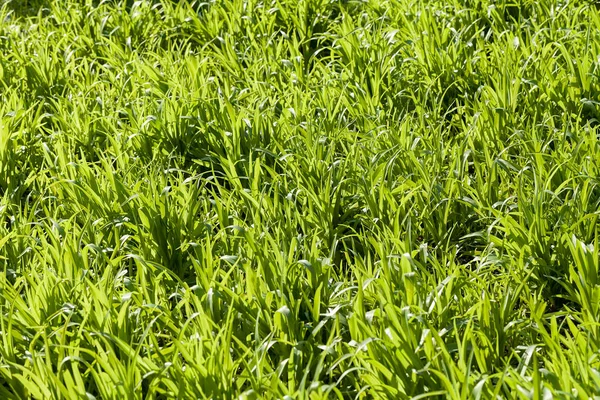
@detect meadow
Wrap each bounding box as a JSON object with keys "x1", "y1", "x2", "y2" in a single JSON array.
[{"x1": 0, "y1": 0, "x2": 599, "y2": 398}]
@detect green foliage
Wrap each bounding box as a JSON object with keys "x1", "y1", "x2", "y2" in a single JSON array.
[{"x1": 0, "y1": 0, "x2": 599, "y2": 397}]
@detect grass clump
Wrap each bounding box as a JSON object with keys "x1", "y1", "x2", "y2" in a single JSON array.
[{"x1": 0, "y1": 0, "x2": 600, "y2": 398}]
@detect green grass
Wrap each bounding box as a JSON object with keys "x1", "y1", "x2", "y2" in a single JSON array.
[{"x1": 0, "y1": 0, "x2": 599, "y2": 398}]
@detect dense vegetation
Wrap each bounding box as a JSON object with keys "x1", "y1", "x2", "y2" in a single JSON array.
[{"x1": 0, "y1": 0, "x2": 599, "y2": 398}]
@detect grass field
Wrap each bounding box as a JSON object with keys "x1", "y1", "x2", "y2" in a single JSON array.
[{"x1": 0, "y1": 0, "x2": 599, "y2": 398}]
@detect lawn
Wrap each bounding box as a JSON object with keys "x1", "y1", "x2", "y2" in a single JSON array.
[{"x1": 0, "y1": 0, "x2": 599, "y2": 398}]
